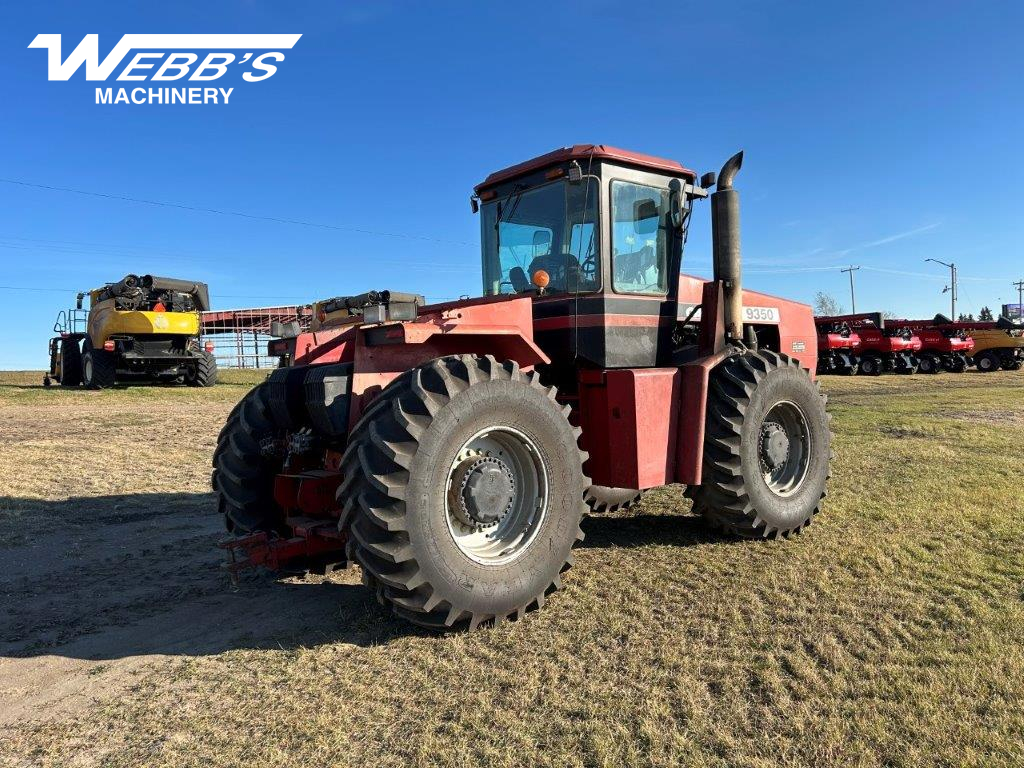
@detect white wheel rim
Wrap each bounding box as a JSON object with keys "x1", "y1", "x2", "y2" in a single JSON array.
[
  {"x1": 758, "y1": 400, "x2": 811, "y2": 497},
  {"x1": 444, "y1": 425, "x2": 549, "y2": 565}
]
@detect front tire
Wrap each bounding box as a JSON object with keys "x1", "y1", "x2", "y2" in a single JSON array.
[
  {"x1": 186, "y1": 351, "x2": 219, "y2": 387},
  {"x1": 584, "y1": 485, "x2": 643, "y2": 513},
  {"x1": 59, "y1": 338, "x2": 82, "y2": 387},
  {"x1": 340, "y1": 355, "x2": 586, "y2": 631},
  {"x1": 81, "y1": 340, "x2": 116, "y2": 389},
  {"x1": 690, "y1": 351, "x2": 831, "y2": 539}
]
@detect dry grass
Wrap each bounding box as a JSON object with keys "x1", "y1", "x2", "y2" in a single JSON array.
[{"x1": 1, "y1": 369, "x2": 1023, "y2": 767}]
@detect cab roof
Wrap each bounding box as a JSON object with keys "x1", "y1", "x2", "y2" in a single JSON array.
[{"x1": 474, "y1": 144, "x2": 697, "y2": 193}]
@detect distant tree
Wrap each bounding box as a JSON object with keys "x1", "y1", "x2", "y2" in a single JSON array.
[
  {"x1": 978, "y1": 306, "x2": 994, "y2": 321},
  {"x1": 881, "y1": 310, "x2": 898, "y2": 320},
  {"x1": 814, "y1": 291, "x2": 843, "y2": 317},
  {"x1": 957, "y1": 313, "x2": 976, "y2": 322}
]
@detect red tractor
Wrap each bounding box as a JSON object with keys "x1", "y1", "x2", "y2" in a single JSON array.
[
  {"x1": 817, "y1": 313, "x2": 920, "y2": 375},
  {"x1": 814, "y1": 317, "x2": 862, "y2": 375},
  {"x1": 886, "y1": 317, "x2": 974, "y2": 374},
  {"x1": 214, "y1": 145, "x2": 832, "y2": 630}
]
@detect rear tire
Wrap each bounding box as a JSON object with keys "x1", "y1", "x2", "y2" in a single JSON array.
[
  {"x1": 59, "y1": 338, "x2": 82, "y2": 387},
  {"x1": 690, "y1": 351, "x2": 831, "y2": 539},
  {"x1": 212, "y1": 383, "x2": 288, "y2": 534},
  {"x1": 918, "y1": 355, "x2": 940, "y2": 374},
  {"x1": 339, "y1": 355, "x2": 587, "y2": 631},
  {"x1": 187, "y1": 351, "x2": 219, "y2": 387},
  {"x1": 859, "y1": 355, "x2": 882, "y2": 376},
  {"x1": 584, "y1": 485, "x2": 643, "y2": 514},
  {"x1": 81, "y1": 340, "x2": 116, "y2": 389},
  {"x1": 975, "y1": 351, "x2": 1000, "y2": 372}
]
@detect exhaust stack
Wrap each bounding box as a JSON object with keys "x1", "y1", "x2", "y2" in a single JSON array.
[{"x1": 711, "y1": 151, "x2": 744, "y2": 340}]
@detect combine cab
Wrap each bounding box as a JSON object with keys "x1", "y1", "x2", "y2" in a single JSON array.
[
  {"x1": 216, "y1": 145, "x2": 833, "y2": 630},
  {"x1": 814, "y1": 318, "x2": 861, "y2": 375},
  {"x1": 45, "y1": 275, "x2": 217, "y2": 389},
  {"x1": 817, "y1": 313, "x2": 920, "y2": 375}
]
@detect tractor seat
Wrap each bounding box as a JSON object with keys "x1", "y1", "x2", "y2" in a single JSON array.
[{"x1": 509, "y1": 267, "x2": 529, "y2": 293}]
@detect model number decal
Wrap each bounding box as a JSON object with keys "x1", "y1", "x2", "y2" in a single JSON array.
[
  {"x1": 677, "y1": 305, "x2": 782, "y2": 324},
  {"x1": 742, "y1": 306, "x2": 780, "y2": 324}
]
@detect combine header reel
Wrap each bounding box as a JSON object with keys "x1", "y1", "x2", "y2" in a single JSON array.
[{"x1": 214, "y1": 145, "x2": 833, "y2": 630}]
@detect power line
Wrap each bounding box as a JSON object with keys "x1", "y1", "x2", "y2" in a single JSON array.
[{"x1": 0, "y1": 177, "x2": 478, "y2": 248}]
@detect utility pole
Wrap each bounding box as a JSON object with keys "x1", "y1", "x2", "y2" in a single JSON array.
[
  {"x1": 1014, "y1": 279, "x2": 1024, "y2": 320},
  {"x1": 840, "y1": 265, "x2": 860, "y2": 314},
  {"x1": 925, "y1": 258, "x2": 956, "y2": 319}
]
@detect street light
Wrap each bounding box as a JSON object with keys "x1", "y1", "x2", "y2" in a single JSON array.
[{"x1": 925, "y1": 258, "x2": 957, "y2": 319}]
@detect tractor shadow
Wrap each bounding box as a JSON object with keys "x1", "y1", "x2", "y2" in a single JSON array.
[
  {"x1": 580, "y1": 512, "x2": 729, "y2": 550},
  {"x1": 0, "y1": 492, "x2": 426, "y2": 663},
  {"x1": 0, "y1": 493, "x2": 734, "y2": 663}
]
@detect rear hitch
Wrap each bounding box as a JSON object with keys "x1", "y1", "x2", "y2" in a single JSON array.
[{"x1": 218, "y1": 519, "x2": 347, "y2": 583}]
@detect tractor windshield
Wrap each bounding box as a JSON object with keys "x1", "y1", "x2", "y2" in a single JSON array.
[{"x1": 481, "y1": 178, "x2": 599, "y2": 296}]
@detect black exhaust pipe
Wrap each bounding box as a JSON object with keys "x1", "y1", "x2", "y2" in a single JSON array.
[{"x1": 711, "y1": 151, "x2": 744, "y2": 340}]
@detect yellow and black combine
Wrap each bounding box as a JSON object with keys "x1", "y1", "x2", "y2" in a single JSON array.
[{"x1": 45, "y1": 274, "x2": 217, "y2": 389}]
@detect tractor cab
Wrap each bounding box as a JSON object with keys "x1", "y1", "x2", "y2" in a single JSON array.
[{"x1": 474, "y1": 145, "x2": 706, "y2": 369}]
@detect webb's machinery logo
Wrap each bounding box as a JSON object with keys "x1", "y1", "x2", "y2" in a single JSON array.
[{"x1": 27, "y1": 34, "x2": 302, "y2": 105}]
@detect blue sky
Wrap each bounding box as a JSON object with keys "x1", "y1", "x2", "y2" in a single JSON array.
[{"x1": 1, "y1": 1, "x2": 1021, "y2": 368}]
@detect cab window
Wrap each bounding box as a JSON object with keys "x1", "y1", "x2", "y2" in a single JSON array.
[
  {"x1": 611, "y1": 181, "x2": 669, "y2": 294},
  {"x1": 481, "y1": 179, "x2": 599, "y2": 295}
]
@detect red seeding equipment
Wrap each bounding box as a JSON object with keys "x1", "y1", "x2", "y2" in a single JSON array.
[
  {"x1": 213, "y1": 146, "x2": 833, "y2": 631},
  {"x1": 886, "y1": 317, "x2": 974, "y2": 374},
  {"x1": 814, "y1": 318, "x2": 862, "y2": 375},
  {"x1": 815, "y1": 313, "x2": 920, "y2": 375},
  {"x1": 896, "y1": 314, "x2": 1024, "y2": 373}
]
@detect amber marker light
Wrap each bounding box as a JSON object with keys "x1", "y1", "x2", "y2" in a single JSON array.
[{"x1": 532, "y1": 269, "x2": 550, "y2": 289}]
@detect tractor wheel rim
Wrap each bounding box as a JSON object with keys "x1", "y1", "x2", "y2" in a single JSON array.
[
  {"x1": 444, "y1": 425, "x2": 548, "y2": 565},
  {"x1": 758, "y1": 400, "x2": 810, "y2": 497},
  {"x1": 83, "y1": 355, "x2": 92, "y2": 382}
]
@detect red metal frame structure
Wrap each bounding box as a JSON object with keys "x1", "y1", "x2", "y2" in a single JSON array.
[{"x1": 201, "y1": 305, "x2": 312, "y2": 368}]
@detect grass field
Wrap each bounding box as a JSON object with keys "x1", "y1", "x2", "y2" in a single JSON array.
[{"x1": 1, "y1": 368, "x2": 1022, "y2": 767}]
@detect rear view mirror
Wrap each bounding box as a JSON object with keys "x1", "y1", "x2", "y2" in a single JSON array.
[
  {"x1": 634, "y1": 199, "x2": 659, "y2": 235},
  {"x1": 669, "y1": 184, "x2": 685, "y2": 230},
  {"x1": 76, "y1": 293, "x2": 84, "y2": 310}
]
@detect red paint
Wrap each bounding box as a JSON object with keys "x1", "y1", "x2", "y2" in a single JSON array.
[
  {"x1": 273, "y1": 471, "x2": 344, "y2": 517},
  {"x1": 676, "y1": 349, "x2": 732, "y2": 485},
  {"x1": 579, "y1": 368, "x2": 681, "y2": 489},
  {"x1": 476, "y1": 144, "x2": 696, "y2": 192},
  {"x1": 218, "y1": 527, "x2": 346, "y2": 576}
]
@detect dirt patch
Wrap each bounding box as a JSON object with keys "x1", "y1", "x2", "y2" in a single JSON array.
[{"x1": 949, "y1": 408, "x2": 1024, "y2": 427}]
